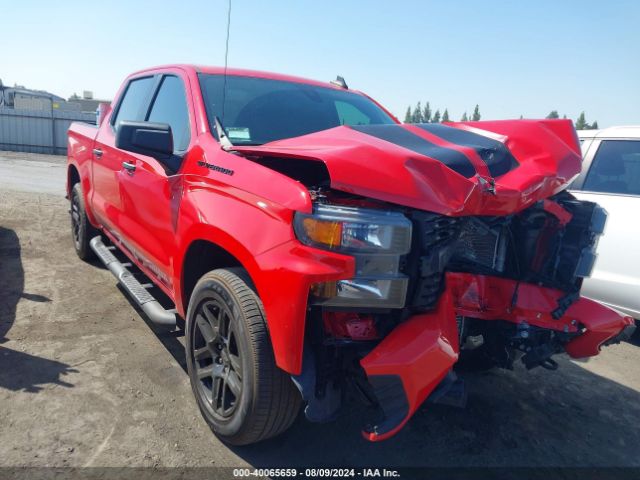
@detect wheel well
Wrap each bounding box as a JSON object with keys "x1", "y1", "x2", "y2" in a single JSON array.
[
  {"x1": 68, "y1": 165, "x2": 80, "y2": 194},
  {"x1": 181, "y1": 240, "x2": 243, "y2": 311}
]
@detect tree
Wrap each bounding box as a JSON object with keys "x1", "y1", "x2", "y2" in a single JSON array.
[
  {"x1": 404, "y1": 106, "x2": 412, "y2": 123},
  {"x1": 471, "y1": 104, "x2": 481, "y2": 121},
  {"x1": 591, "y1": 120, "x2": 599, "y2": 130},
  {"x1": 563, "y1": 114, "x2": 567, "y2": 119},
  {"x1": 412, "y1": 101, "x2": 423, "y2": 123},
  {"x1": 575, "y1": 112, "x2": 588, "y2": 130},
  {"x1": 519, "y1": 115, "x2": 524, "y2": 119},
  {"x1": 432, "y1": 109, "x2": 441, "y2": 123},
  {"x1": 442, "y1": 109, "x2": 450, "y2": 122},
  {"x1": 546, "y1": 110, "x2": 559, "y2": 119},
  {"x1": 423, "y1": 102, "x2": 432, "y2": 123},
  {"x1": 461, "y1": 112, "x2": 469, "y2": 121}
]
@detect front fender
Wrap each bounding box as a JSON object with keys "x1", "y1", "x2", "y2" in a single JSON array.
[{"x1": 175, "y1": 180, "x2": 354, "y2": 374}]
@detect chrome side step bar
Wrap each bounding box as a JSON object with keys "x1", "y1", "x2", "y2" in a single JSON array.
[{"x1": 90, "y1": 236, "x2": 177, "y2": 328}]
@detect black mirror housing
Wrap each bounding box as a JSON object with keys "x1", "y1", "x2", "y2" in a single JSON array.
[{"x1": 115, "y1": 121, "x2": 173, "y2": 160}]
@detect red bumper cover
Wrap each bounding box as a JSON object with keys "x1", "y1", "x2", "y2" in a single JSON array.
[{"x1": 360, "y1": 273, "x2": 633, "y2": 441}]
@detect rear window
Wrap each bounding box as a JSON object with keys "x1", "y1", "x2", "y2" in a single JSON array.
[
  {"x1": 582, "y1": 140, "x2": 640, "y2": 195},
  {"x1": 198, "y1": 74, "x2": 394, "y2": 145}
]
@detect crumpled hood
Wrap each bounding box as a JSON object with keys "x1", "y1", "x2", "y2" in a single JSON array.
[{"x1": 231, "y1": 119, "x2": 582, "y2": 216}]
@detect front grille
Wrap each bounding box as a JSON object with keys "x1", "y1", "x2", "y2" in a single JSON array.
[
  {"x1": 453, "y1": 219, "x2": 506, "y2": 272},
  {"x1": 409, "y1": 214, "x2": 507, "y2": 310},
  {"x1": 407, "y1": 193, "x2": 603, "y2": 313},
  {"x1": 408, "y1": 212, "x2": 462, "y2": 310}
]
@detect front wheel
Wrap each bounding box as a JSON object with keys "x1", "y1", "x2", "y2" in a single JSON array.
[{"x1": 185, "y1": 268, "x2": 301, "y2": 445}]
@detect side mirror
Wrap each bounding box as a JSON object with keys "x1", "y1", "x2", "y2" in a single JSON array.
[{"x1": 115, "y1": 121, "x2": 173, "y2": 160}]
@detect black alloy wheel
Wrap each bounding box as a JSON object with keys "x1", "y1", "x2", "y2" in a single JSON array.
[{"x1": 191, "y1": 298, "x2": 243, "y2": 419}]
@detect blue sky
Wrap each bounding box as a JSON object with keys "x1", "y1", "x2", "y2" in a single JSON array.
[{"x1": 1, "y1": 0, "x2": 638, "y2": 127}]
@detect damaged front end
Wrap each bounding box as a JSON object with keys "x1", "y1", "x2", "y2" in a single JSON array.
[
  {"x1": 233, "y1": 119, "x2": 634, "y2": 441},
  {"x1": 290, "y1": 192, "x2": 633, "y2": 441}
]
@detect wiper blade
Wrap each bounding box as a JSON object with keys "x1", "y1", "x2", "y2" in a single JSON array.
[{"x1": 214, "y1": 116, "x2": 234, "y2": 151}]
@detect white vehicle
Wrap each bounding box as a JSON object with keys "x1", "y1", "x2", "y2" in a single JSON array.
[{"x1": 571, "y1": 126, "x2": 640, "y2": 333}]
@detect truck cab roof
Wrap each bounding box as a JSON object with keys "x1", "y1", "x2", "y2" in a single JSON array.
[{"x1": 127, "y1": 64, "x2": 347, "y2": 91}]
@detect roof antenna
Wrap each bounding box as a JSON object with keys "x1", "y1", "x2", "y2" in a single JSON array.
[
  {"x1": 214, "y1": 0, "x2": 234, "y2": 151},
  {"x1": 330, "y1": 76, "x2": 348, "y2": 89},
  {"x1": 221, "y1": 0, "x2": 232, "y2": 123}
]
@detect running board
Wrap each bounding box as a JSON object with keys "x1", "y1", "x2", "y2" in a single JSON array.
[{"x1": 90, "y1": 236, "x2": 177, "y2": 328}]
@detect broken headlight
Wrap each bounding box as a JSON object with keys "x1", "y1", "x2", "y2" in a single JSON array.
[{"x1": 294, "y1": 204, "x2": 412, "y2": 308}]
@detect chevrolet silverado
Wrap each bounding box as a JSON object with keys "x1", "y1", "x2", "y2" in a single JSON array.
[{"x1": 67, "y1": 65, "x2": 634, "y2": 445}]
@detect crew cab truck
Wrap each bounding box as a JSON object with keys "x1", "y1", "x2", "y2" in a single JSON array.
[{"x1": 67, "y1": 65, "x2": 634, "y2": 445}]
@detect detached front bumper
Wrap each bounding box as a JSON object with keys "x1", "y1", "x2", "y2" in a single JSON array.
[
  {"x1": 359, "y1": 274, "x2": 633, "y2": 442},
  {"x1": 360, "y1": 290, "x2": 459, "y2": 441}
]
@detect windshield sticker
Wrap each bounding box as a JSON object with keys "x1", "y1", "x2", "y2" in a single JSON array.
[{"x1": 227, "y1": 127, "x2": 251, "y2": 141}]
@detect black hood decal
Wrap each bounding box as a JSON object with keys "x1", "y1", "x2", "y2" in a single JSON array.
[
  {"x1": 415, "y1": 123, "x2": 519, "y2": 178},
  {"x1": 350, "y1": 124, "x2": 476, "y2": 178}
]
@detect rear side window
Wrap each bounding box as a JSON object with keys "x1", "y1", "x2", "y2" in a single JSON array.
[
  {"x1": 583, "y1": 140, "x2": 640, "y2": 195},
  {"x1": 112, "y1": 76, "x2": 154, "y2": 127},
  {"x1": 147, "y1": 76, "x2": 191, "y2": 152}
]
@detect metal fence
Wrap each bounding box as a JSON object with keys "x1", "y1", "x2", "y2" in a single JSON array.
[{"x1": 0, "y1": 107, "x2": 96, "y2": 155}]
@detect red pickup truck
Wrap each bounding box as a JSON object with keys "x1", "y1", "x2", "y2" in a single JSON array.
[{"x1": 67, "y1": 65, "x2": 634, "y2": 445}]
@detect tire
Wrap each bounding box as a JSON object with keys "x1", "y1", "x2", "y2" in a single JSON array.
[
  {"x1": 70, "y1": 183, "x2": 98, "y2": 261},
  {"x1": 185, "y1": 268, "x2": 301, "y2": 445}
]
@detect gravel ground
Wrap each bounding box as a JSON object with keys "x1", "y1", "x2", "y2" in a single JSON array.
[{"x1": 1, "y1": 152, "x2": 640, "y2": 475}]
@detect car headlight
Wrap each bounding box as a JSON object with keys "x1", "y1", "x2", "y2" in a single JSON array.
[{"x1": 294, "y1": 204, "x2": 412, "y2": 308}]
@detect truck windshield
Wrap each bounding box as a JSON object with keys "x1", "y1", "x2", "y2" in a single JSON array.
[{"x1": 199, "y1": 74, "x2": 395, "y2": 145}]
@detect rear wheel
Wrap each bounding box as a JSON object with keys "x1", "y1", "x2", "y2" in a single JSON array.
[
  {"x1": 70, "y1": 183, "x2": 97, "y2": 261},
  {"x1": 185, "y1": 268, "x2": 301, "y2": 445}
]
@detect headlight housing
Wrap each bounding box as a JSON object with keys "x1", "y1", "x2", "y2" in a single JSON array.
[{"x1": 294, "y1": 204, "x2": 412, "y2": 308}]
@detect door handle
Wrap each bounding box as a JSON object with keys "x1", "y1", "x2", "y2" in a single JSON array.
[
  {"x1": 93, "y1": 148, "x2": 103, "y2": 158},
  {"x1": 122, "y1": 161, "x2": 136, "y2": 173}
]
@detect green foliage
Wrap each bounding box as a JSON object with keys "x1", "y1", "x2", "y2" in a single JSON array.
[
  {"x1": 575, "y1": 112, "x2": 588, "y2": 130},
  {"x1": 402, "y1": 104, "x2": 600, "y2": 129},
  {"x1": 412, "y1": 102, "x2": 423, "y2": 123},
  {"x1": 402, "y1": 101, "x2": 451, "y2": 123},
  {"x1": 423, "y1": 102, "x2": 432, "y2": 123},
  {"x1": 404, "y1": 106, "x2": 412, "y2": 123},
  {"x1": 472, "y1": 105, "x2": 481, "y2": 121}
]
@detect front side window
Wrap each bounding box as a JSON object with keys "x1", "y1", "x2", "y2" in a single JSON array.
[
  {"x1": 147, "y1": 75, "x2": 191, "y2": 152},
  {"x1": 199, "y1": 74, "x2": 395, "y2": 145},
  {"x1": 112, "y1": 76, "x2": 154, "y2": 127},
  {"x1": 582, "y1": 140, "x2": 640, "y2": 195}
]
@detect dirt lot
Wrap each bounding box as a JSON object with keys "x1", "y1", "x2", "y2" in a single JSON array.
[{"x1": 1, "y1": 152, "x2": 640, "y2": 473}]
